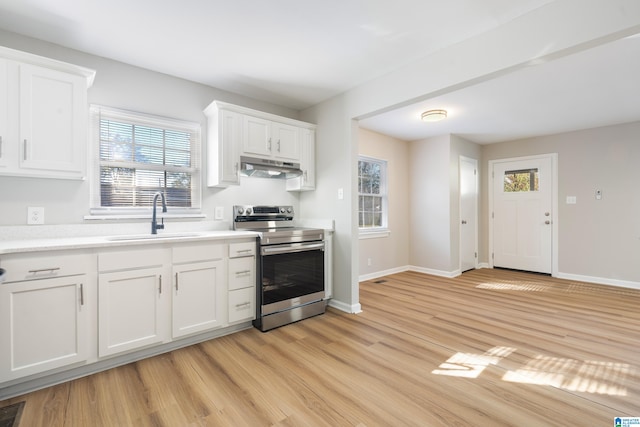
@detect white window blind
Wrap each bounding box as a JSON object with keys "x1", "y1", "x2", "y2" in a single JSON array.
[{"x1": 90, "y1": 105, "x2": 201, "y2": 213}]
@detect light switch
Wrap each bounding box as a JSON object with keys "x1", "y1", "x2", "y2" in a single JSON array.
[
  {"x1": 214, "y1": 206, "x2": 224, "y2": 220},
  {"x1": 566, "y1": 196, "x2": 577, "y2": 204}
]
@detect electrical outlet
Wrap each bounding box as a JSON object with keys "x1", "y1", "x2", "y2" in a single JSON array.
[{"x1": 27, "y1": 207, "x2": 45, "y2": 225}]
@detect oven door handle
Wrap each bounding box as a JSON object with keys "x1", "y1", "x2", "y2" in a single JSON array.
[{"x1": 261, "y1": 242, "x2": 324, "y2": 256}]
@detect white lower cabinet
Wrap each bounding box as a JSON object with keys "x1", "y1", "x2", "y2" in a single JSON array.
[
  {"x1": 97, "y1": 248, "x2": 170, "y2": 358},
  {"x1": 228, "y1": 241, "x2": 256, "y2": 324},
  {"x1": 0, "y1": 237, "x2": 258, "y2": 394},
  {"x1": 172, "y1": 242, "x2": 226, "y2": 338},
  {"x1": 0, "y1": 252, "x2": 93, "y2": 382}
]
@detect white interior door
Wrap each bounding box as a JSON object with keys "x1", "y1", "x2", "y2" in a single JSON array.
[
  {"x1": 460, "y1": 156, "x2": 478, "y2": 272},
  {"x1": 492, "y1": 156, "x2": 553, "y2": 274}
]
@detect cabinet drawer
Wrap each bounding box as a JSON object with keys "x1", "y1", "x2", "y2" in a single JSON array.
[
  {"x1": 229, "y1": 241, "x2": 256, "y2": 258},
  {"x1": 0, "y1": 252, "x2": 92, "y2": 283},
  {"x1": 228, "y1": 287, "x2": 255, "y2": 323},
  {"x1": 98, "y1": 247, "x2": 168, "y2": 272},
  {"x1": 173, "y1": 242, "x2": 224, "y2": 264},
  {"x1": 228, "y1": 256, "x2": 255, "y2": 291}
]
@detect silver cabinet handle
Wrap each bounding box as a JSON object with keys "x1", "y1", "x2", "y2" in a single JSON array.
[
  {"x1": 23, "y1": 139, "x2": 27, "y2": 161},
  {"x1": 234, "y1": 270, "x2": 251, "y2": 275},
  {"x1": 545, "y1": 220, "x2": 551, "y2": 225},
  {"x1": 175, "y1": 272, "x2": 179, "y2": 292},
  {"x1": 235, "y1": 302, "x2": 251, "y2": 308},
  {"x1": 236, "y1": 249, "x2": 252, "y2": 253},
  {"x1": 28, "y1": 267, "x2": 60, "y2": 274},
  {"x1": 545, "y1": 212, "x2": 550, "y2": 217},
  {"x1": 159, "y1": 274, "x2": 162, "y2": 294},
  {"x1": 277, "y1": 139, "x2": 281, "y2": 152},
  {"x1": 461, "y1": 220, "x2": 467, "y2": 225},
  {"x1": 267, "y1": 137, "x2": 272, "y2": 151},
  {"x1": 80, "y1": 283, "x2": 84, "y2": 306},
  {"x1": 262, "y1": 241, "x2": 324, "y2": 256}
]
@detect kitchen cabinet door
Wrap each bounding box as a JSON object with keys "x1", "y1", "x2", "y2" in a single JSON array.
[
  {"x1": 98, "y1": 267, "x2": 168, "y2": 357},
  {"x1": 18, "y1": 63, "x2": 87, "y2": 178},
  {"x1": 242, "y1": 115, "x2": 271, "y2": 157},
  {"x1": 206, "y1": 107, "x2": 241, "y2": 187},
  {"x1": 242, "y1": 115, "x2": 300, "y2": 162},
  {"x1": 286, "y1": 128, "x2": 315, "y2": 191},
  {"x1": 172, "y1": 259, "x2": 225, "y2": 338},
  {"x1": 0, "y1": 275, "x2": 89, "y2": 382},
  {"x1": 0, "y1": 58, "x2": 9, "y2": 170},
  {"x1": 271, "y1": 122, "x2": 299, "y2": 161}
]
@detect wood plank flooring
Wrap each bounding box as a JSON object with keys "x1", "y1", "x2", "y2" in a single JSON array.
[{"x1": 2, "y1": 268, "x2": 639, "y2": 426}]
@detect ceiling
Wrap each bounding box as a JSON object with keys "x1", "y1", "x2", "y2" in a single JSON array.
[{"x1": 0, "y1": 0, "x2": 638, "y2": 144}]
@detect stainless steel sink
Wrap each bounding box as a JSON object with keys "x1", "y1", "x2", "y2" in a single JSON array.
[{"x1": 105, "y1": 232, "x2": 203, "y2": 241}]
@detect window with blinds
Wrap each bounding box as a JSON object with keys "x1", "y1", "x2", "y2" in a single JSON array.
[{"x1": 90, "y1": 105, "x2": 201, "y2": 213}]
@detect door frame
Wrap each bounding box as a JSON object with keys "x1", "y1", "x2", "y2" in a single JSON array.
[
  {"x1": 459, "y1": 155, "x2": 478, "y2": 272},
  {"x1": 488, "y1": 153, "x2": 558, "y2": 276}
]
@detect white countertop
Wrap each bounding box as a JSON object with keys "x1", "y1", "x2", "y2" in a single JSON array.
[{"x1": 0, "y1": 230, "x2": 258, "y2": 255}]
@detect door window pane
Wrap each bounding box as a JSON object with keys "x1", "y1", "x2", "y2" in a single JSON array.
[{"x1": 504, "y1": 169, "x2": 539, "y2": 192}]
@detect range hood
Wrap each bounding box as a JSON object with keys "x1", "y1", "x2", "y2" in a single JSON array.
[{"x1": 240, "y1": 156, "x2": 302, "y2": 179}]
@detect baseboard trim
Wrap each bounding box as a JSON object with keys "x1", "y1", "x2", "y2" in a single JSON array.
[
  {"x1": 359, "y1": 266, "x2": 411, "y2": 282},
  {"x1": 328, "y1": 299, "x2": 362, "y2": 314},
  {"x1": 408, "y1": 265, "x2": 461, "y2": 278},
  {"x1": 556, "y1": 272, "x2": 640, "y2": 291}
]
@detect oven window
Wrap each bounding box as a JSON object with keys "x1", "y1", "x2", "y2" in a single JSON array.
[{"x1": 261, "y1": 249, "x2": 324, "y2": 306}]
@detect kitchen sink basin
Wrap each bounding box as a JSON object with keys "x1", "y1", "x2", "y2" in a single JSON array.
[{"x1": 105, "y1": 232, "x2": 203, "y2": 241}]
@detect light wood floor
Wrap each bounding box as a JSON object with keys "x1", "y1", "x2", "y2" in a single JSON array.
[{"x1": 2, "y1": 268, "x2": 640, "y2": 426}]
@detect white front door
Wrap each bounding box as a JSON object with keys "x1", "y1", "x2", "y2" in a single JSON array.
[
  {"x1": 492, "y1": 155, "x2": 553, "y2": 274},
  {"x1": 460, "y1": 156, "x2": 478, "y2": 272}
]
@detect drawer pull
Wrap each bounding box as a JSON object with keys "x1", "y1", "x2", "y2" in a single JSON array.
[
  {"x1": 235, "y1": 302, "x2": 251, "y2": 308},
  {"x1": 236, "y1": 249, "x2": 252, "y2": 254},
  {"x1": 28, "y1": 267, "x2": 61, "y2": 274},
  {"x1": 235, "y1": 270, "x2": 251, "y2": 275}
]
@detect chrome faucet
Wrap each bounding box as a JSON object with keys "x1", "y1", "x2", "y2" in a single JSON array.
[{"x1": 151, "y1": 192, "x2": 167, "y2": 234}]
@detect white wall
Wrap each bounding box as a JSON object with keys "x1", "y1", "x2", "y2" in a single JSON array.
[
  {"x1": 481, "y1": 121, "x2": 640, "y2": 284},
  {"x1": 358, "y1": 128, "x2": 410, "y2": 279},
  {"x1": 0, "y1": 30, "x2": 303, "y2": 227},
  {"x1": 301, "y1": 0, "x2": 640, "y2": 310}
]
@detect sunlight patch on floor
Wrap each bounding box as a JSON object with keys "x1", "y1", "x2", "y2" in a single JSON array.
[
  {"x1": 502, "y1": 356, "x2": 631, "y2": 396},
  {"x1": 476, "y1": 281, "x2": 551, "y2": 292},
  {"x1": 433, "y1": 346, "x2": 632, "y2": 396},
  {"x1": 431, "y1": 346, "x2": 516, "y2": 378}
]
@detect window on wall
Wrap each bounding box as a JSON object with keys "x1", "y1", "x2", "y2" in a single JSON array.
[
  {"x1": 358, "y1": 156, "x2": 387, "y2": 231},
  {"x1": 504, "y1": 168, "x2": 539, "y2": 192},
  {"x1": 89, "y1": 105, "x2": 201, "y2": 214}
]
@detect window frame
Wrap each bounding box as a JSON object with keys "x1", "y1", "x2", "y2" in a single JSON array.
[
  {"x1": 358, "y1": 155, "x2": 389, "y2": 237},
  {"x1": 87, "y1": 105, "x2": 202, "y2": 218}
]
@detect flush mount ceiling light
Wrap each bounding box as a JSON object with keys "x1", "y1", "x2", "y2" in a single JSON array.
[{"x1": 421, "y1": 109, "x2": 447, "y2": 122}]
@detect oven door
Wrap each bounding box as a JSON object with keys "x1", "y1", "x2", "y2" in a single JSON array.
[{"x1": 260, "y1": 241, "x2": 325, "y2": 315}]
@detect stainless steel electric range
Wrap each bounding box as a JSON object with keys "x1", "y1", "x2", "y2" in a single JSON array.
[{"x1": 233, "y1": 205, "x2": 326, "y2": 331}]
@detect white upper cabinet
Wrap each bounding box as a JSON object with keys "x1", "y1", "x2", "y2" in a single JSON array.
[
  {"x1": 204, "y1": 102, "x2": 242, "y2": 187},
  {"x1": 204, "y1": 100, "x2": 315, "y2": 188},
  {"x1": 242, "y1": 115, "x2": 299, "y2": 161},
  {"x1": 0, "y1": 46, "x2": 95, "y2": 180},
  {"x1": 286, "y1": 127, "x2": 315, "y2": 191},
  {"x1": 0, "y1": 58, "x2": 9, "y2": 169}
]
